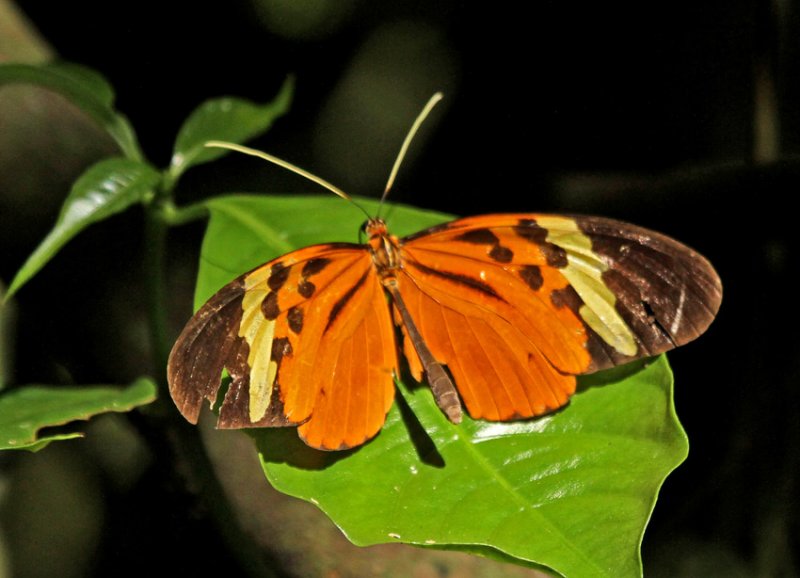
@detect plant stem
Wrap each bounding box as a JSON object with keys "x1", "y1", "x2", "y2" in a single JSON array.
[
  {"x1": 143, "y1": 198, "x2": 208, "y2": 379},
  {"x1": 144, "y1": 208, "x2": 170, "y2": 381},
  {"x1": 142, "y1": 198, "x2": 286, "y2": 578}
]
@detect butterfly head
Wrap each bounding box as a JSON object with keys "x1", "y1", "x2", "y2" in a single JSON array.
[{"x1": 362, "y1": 217, "x2": 388, "y2": 238}]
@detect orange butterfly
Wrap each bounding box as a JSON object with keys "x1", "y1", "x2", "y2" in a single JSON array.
[{"x1": 167, "y1": 95, "x2": 722, "y2": 451}]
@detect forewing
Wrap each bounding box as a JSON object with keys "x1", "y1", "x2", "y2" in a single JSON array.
[
  {"x1": 294, "y1": 269, "x2": 398, "y2": 449},
  {"x1": 167, "y1": 243, "x2": 397, "y2": 449},
  {"x1": 399, "y1": 213, "x2": 721, "y2": 420}
]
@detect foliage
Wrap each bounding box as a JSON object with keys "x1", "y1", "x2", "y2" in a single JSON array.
[{"x1": 0, "y1": 378, "x2": 156, "y2": 451}]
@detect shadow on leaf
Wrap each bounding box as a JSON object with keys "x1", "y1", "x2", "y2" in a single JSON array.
[
  {"x1": 249, "y1": 427, "x2": 359, "y2": 470},
  {"x1": 576, "y1": 357, "x2": 653, "y2": 394},
  {"x1": 394, "y1": 386, "x2": 446, "y2": 468}
]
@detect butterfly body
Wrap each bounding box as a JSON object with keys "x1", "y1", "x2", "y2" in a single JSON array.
[
  {"x1": 364, "y1": 217, "x2": 400, "y2": 275},
  {"x1": 168, "y1": 211, "x2": 721, "y2": 450}
]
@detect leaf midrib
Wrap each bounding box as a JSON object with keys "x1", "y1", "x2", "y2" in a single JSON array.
[{"x1": 450, "y1": 421, "x2": 607, "y2": 575}]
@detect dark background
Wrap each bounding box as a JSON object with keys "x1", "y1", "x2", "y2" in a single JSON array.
[{"x1": 1, "y1": 1, "x2": 798, "y2": 576}]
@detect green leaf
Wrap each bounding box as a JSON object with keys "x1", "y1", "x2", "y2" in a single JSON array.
[
  {"x1": 0, "y1": 378, "x2": 157, "y2": 452},
  {"x1": 43, "y1": 62, "x2": 117, "y2": 107},
  {"x1": 0, "y1": 281, "x2": 10, "y2": 389},
  {"x1": 260, "y1": 360, "x2": 683, "y2": 578},
  {"x1": 195, "y1": 195, "x2": 689, "y2": 578},
  {"x1": 6, "y1": 158, "x2": 161, "y2": 299},
  {"x1": 0, "y1": 62, "x2": 141, "y2": 159},
  {"x1": 167, "y1": 77, "x2": 294, "y2": 186},
  {"x1": 195, "y1": 194, "x2": 448, "y2": 303}
]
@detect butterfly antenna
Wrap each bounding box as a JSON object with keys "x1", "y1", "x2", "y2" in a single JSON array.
[
  {"x1": 204, "y1": 141, "x2": 372, "y2": 219},
  {"x1": 378, "y1": 92, "x2": 443, "y2": 217}
]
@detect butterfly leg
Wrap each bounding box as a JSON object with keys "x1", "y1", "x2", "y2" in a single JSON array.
[{"x1": 384, "y1": 281, "x2": 462, "y2": 424}]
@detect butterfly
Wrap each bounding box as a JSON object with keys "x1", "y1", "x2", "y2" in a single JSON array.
[{"x1": 167, "y1": 95, "x2": 722, "y2": 451}]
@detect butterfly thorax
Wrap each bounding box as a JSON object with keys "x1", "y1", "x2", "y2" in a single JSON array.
[{"x1": 364, "y1": 218, "x2": 402, "y2": 282}]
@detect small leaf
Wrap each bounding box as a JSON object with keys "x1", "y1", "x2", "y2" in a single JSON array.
[
  {"x1": 6, "y1": 158, "x2": 161, "y2": 298},
  {"x1": 192, "y1": 195, "x2": 689, "y2": 577},
  {"x1": 0, "y1": 378, "x2": 157, "y2": 452},
  {"x1": 40, "y1": 62, "x2": 116, "y2": 107},
  {"x1": 0, "y1": 62, "x2": 141, "y2": 159},
  {"x1": 167, "y1": 77, "x2": 294, "y2": 185}
]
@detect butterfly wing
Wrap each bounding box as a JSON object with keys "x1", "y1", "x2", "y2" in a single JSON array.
[
  {"x1": 167, "y1": 243, "x2": 397, "y2": 450},
  {"x1": 396, "y1": 213, "x2": 721, "y2": 421}
]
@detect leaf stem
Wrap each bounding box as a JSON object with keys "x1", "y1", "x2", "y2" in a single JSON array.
[{"x1": 158, "y1": 198, "x2": 210, "y2": 226}]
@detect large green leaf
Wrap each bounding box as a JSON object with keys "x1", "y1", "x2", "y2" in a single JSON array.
[
  {"x1": 0, "y1": 378, "x2": 157, "y2": 452},
  {"x1": 6, "y1": 157, "x2": 161, "y2": 299},
  {"x1": 194, "y1": 195, "x2": 689, "y2": 578},
  {"x1": 0, "y1": 62, "x2": 141, "y2": 159},
  {"x1": 167, "y1": 77, "x2": 294, "y2": 185}
]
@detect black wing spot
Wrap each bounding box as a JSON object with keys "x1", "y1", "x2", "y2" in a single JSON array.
[
  {"x1": 267, "y1": 263, "x2": 290, "y2": 291},
  {"x1": 302, "y1": 258, "x2": 332, "y2": 277},
  {"x1": 287, "y1": 307, "x2": 304, "y2": 334},
  {"x1": 456, "y1": 229, "x2": 500, "y2": 245},
  {"x1": 514, "y1": 219, "x2": 548, "y2": 244},
  {"x1": 298, "y1": 280, "x2": 316, "y2": 298},
  {"x1": 271, "y1": 337, "x2": 293, "y2": 363},
  {"x1": 261, "y1": 291, "x2": 280, "y2": 320},
  {"x1": 550, "y1": 285, "x2": 582, "y2": 311},
  {"x1": 489, "y1": 244, "x2": 514, "y2": 263},
  {"x1": 519, "y1": 265, "x2": 544, "y2": 290},
  {"x1": 542, "y1": 244, "x2": 568, "y2": 268}
]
